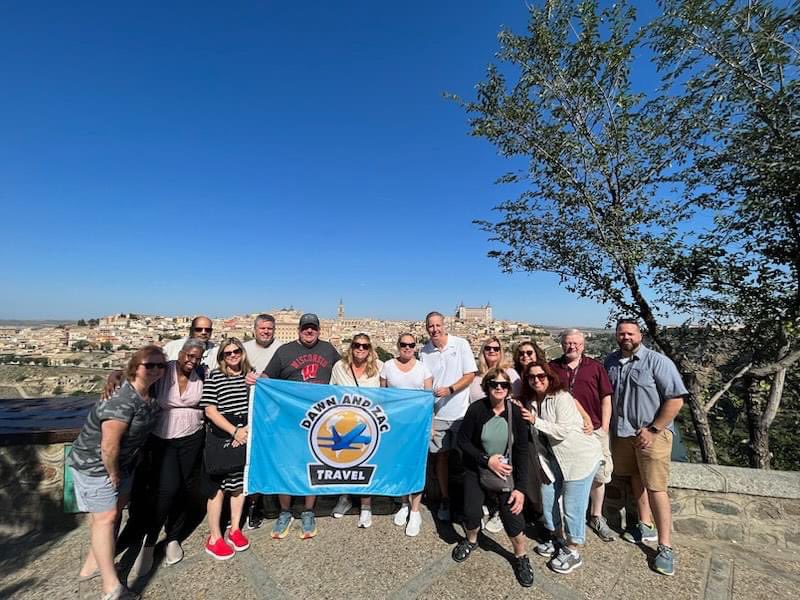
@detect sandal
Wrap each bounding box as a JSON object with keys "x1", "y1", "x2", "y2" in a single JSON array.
[{"x1": 451, "y1": 539, "x2": 478, "y2": 563}]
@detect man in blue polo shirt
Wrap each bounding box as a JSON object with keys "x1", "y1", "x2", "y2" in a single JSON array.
[{"x1": 605, "y1": 319, "x2": 687, "y2": 577}]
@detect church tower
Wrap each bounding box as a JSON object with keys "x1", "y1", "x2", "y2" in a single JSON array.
[{"x1": 338, "y1": 298, "x2": 344, "y2": 321}]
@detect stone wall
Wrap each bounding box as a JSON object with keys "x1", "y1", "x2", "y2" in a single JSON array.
[
  {"x1": 605, "y1": 462, "x2": 800, "y2": 549},
  {"x1": 0, "y1": 441, "x2": 82, "y2": 536}
]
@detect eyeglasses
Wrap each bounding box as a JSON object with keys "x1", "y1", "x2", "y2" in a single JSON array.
[
  {"x1": 300, "y1": 325, "x2": 319, "y2": 331},
  {"x1": 484, "y1": 346, "x2": 501, "y2": 352},
  {"x1": 192, "y1": 327, "x2": 212, "y2": 333},
  {"x1": 141, "y1": 363, "x2": 167, "y2": 370},
  {"x1": 398, "y1": 342, "x2": 416, "y2": 349},
  {"x1": 519, "y1": 349, "x2": 536, "y2": 357},
  {"x1": 222, "y1": 348, "x2": 243, "y2": 357},
  {"x1": 487, "y1": 380, "x2": 511, "y2": 390},
  {"x1": 527, "y1": 373, "x2": 548, "y2": 381},
  {"x1": 351, "y1": 342, "x2": 371, "y2": 350}
]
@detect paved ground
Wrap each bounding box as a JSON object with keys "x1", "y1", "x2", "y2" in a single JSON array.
[{"x1": 2, "y1": 498, "x2": 799, "y2": 600}]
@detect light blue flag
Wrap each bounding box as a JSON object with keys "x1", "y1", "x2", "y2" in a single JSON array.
[{"x1": 245, "y1": 378, "x2": 434, "y2": 496}]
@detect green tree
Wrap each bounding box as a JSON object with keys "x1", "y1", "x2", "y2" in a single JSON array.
[
  {"x1": 455, "y1": 0, "x2": 722, "y2": 462},
  {"x1": 376, "y1": 346, "x2": 394, "y2": 362},
  {"x1": 99, "y1": 341, "x2": 113, "y2": 352},
  {"x1": 71, "y1": 340, "x2": 91, "y2": 352},
  {"x1": 651, "y1": 0, "x2": 799, "y2": 468},
  {"x1": 77, "y1": 319, "x2": 87, "y2": 327}
]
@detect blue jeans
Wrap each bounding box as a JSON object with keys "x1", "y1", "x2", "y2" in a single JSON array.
[{"x1": 540, "y1": 459, "x2": 599, "y2": 545}]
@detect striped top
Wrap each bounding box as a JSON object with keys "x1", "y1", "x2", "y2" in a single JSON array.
[{"x1": 199, "y1": 370, "x2": 249, "y2": 417}]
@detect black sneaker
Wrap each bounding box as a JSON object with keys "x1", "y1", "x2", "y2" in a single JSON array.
[
  {"x1": 514, "y1": 554, "x2": 534, "y2": 587},
  {"x1": 451, "y1": 539, "x2": 478, "y2": 563},
  {"x1": 246, "y1": 503, "x2": 263, "y2": 530}
]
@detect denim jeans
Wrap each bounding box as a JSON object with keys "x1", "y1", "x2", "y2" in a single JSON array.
[{"x1": 540, "y1": 459, "x2": 600, "y2": 545}]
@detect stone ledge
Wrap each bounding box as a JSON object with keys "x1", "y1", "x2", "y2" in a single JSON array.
[{"x1": 669, "y1": 462, "x2": 800, "y2": 499}]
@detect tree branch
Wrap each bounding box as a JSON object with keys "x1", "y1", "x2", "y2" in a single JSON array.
[{"x1": 703, "y1": 361, "x2": 753, "y2": 412}]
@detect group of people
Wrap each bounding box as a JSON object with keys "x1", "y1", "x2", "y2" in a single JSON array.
[{"x1": 67, "y1": 310, "x2": 687, "y2": 599}]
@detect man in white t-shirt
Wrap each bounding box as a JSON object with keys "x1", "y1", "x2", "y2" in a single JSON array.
[
  {"x1": 419, "y1": 311, "x2": 477, "y2": 521},
  {"x1": 242, "y1": 313, "x2": 280, "y2": 530},
  {"x1": 162, "y1": 315, "x2": 218, "y2": 372}
]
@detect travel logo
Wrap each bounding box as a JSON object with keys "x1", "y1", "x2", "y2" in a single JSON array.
[{"x1": 300, "y1": 392, "x2": 390, "y2": 486}]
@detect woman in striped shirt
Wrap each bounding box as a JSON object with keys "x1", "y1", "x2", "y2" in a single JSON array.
[{"x1": 200, "y1": 337, "x2": 252, "y2": 560}]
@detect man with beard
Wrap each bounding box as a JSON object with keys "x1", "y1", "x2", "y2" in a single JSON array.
[{"x1": 605, "y1": 319, "x2": 687, "y2": 577}]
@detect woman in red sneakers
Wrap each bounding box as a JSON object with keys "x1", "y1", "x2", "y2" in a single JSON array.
[{"x1": 200, "y1": 338, "x2": 252, "y2": 559}]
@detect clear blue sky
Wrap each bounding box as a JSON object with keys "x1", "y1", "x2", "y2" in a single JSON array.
[{"x1": 0, "y1": 1, "x2": 661, "y2": 326}]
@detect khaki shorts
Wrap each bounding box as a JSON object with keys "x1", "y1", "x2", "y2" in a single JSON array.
[
  {"x1": 429, "y1": 418, "x2": 462, "y2": 454},
  {"x1": 593, "y1": 428, "x2": 614, "y2": 484},
  {"x1": 611, "y1": 430, "x2": 672, "y2": 492}
]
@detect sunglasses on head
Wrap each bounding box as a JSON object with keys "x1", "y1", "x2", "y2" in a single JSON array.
[
  {"x1": 141, "y1": 362, "x2": 167, "y2": 370},
  {"x1": 398, "y1": 342, "x2": 416, "y2": 349},
  {"x1": 193, "y1": 327, "x2": 212, "y2": 333},
  {"x1": 223, "y1": 348, "x2": 243, "y2": 357},
  {"x1": 351, "y1": 342, "x2": 371, "y2": 350},
  {"x1": 487, "y1": 380, "x2": 511, "y2": 390},
  {"x1": 527, "y1": 372, "x2": 548, "y2": 381}
]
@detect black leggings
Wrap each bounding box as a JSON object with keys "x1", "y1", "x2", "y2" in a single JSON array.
[
  {"x1": 143, "y1": 430, "x2": 204, "y2": 544},
  {"x1": 462, "y1": 469, "x2": 524, "y2": 537}
]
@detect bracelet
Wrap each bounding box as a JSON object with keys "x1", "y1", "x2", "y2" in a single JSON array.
[{"x1": 232, "y1": 425, "x2": 240, "y2": 438}]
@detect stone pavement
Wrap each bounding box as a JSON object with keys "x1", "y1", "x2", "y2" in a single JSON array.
[{"x1": 2, "y1": 499, "x2": 799, "y2": 600}]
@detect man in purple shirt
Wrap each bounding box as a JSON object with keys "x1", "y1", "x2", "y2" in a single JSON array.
[{"x1": 549, "y1": 328, "x2": 615, "y2": 542}]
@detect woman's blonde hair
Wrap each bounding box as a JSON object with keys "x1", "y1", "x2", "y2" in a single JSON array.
[
  {"x1": 478, "y1": 336, "x2": 510, "y2": 374},
  {"x1": 216, "y1": 337, "x2": 252, "y2": 377},
  {"x1": 341, "y1": 333, "x2": 379, "y2": 378}
]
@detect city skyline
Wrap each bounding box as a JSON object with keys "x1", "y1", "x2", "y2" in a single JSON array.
[{"x1": 1, "y1": 2, "x2": 667, "y2": 327}]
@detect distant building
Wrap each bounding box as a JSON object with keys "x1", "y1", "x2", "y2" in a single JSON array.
[{"x1": 455, "y1": 302, "x2": 493, "y2": 322}]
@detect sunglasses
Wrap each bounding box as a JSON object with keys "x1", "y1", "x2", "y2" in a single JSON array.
[
  {"x1": 527, "y1": 373, "x2": 548, "y2": 381},
  {"x1": 519, "y1": 349, "x2": 536, "y2": 357},
  {"x1": 351, "y1": 342, "x2": 371, "y2": 350},
  {"x1": 192, "y1": 327, "x2": 212, "y2": 333},
  {"x1": 484, "y1": 345, "x2": 501, "y2": 352},
  {"x1": 141, "y1": 362, "x2": 167, "y2": 370},
  {"x1": 223, "y1": 348, "x2": 243, "y2": 357},
  {"x1": 487, "y1": 380, "x2": 511, "y2": 390},
  {"x1": 398, "y1": 342, "x2": 416, "y2": 349}
]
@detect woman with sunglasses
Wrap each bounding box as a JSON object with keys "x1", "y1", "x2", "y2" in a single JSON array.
[
  {"x1": 453, "y1": 367, "x2": 534, "y2": 587},
  {"x1": 468, "y1": 337, "x2": 519, "y2": 533},
  {"x1": 330, "y1": 333, "x2": 384, "y2": 527},
  {"x1": 200, "y1": 337, "x2": 253, "y2": 560},
  {"x1": 379, "y1": 333, "x2": 433, "y2": 536},
  {"x1": 69, "y1": 345, "x2": 167, "y2": 600},
  {"x1": 520, "y1": 362, "x2": 602, "y2": 574},
  {"x1": 512, "y1": 341, "x2": 546, "y2": 398}
]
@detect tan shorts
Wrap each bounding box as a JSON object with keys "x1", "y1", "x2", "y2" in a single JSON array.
[
  {"x1": 593, "y1": 428, "x2": 613, "y2": 484},
  {"x1": 611, "y1": 430, "x2": 672, "y2": 492},
  {"x1": 429, "y1": 418, "x2": 462, "y2": 454}
]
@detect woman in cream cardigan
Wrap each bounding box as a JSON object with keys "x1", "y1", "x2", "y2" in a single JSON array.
[{"x1": 519, "y1": 360, "x2": 602, "y2": 575}]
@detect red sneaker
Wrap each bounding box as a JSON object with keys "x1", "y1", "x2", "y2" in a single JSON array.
[
  {"x1": 226, "y1": 529, "x2": 250, "y2": 551},
  {"x1": 205, "y1": 536, "x2": 235, "y2": 560}
]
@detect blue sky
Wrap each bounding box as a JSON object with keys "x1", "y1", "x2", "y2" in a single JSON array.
[{"x1": 1, "y1": 1, "x2": 665, "y2": 326}]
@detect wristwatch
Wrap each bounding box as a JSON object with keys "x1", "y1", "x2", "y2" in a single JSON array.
[
  {"x1": 647, "y1": 424, "x2": 661, "y2": 434},
  {"x1": 448, "y1": 385, "x2": 455, "y2": 395}
]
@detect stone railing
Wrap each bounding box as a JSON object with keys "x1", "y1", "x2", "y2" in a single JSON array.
[{"x1": 605, "y1": 462, "x2": 800, "y2": 549}]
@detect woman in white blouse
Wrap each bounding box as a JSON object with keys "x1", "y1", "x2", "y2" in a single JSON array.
[
  {"x1": 379, "y1": 333, "x2": 433, "y2": 536},
  {"x1": 330, "y1": 333, "x2": 383, "y2": 527}
]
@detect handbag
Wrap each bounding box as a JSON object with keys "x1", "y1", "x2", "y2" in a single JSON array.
[
  {"x1": 478, "y1": 400, "x2": 515, "y2": 493},
  {"x1": 203, "y1": 413, "x2": 248, "y2": 476}
]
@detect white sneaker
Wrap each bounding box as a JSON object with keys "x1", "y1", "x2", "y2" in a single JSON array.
[
  {"x1": 405, "y1": 511, "x2": 422, "y2": 537},
  {"x1": 128, "y1": 544, "x2": 154, "y2": 581},
  {"x1": 164, "y1": 540, "x2": 184, "y2": 566},
  {"x1": 485, "y1": 512, "x2": 503, "y2": 534},
  {"x1": 358, "y1": 509, "x2": 372, "y2": 528},
  {"x1": 393, "y1": 504, "x2": 410, "y2": 526},
  {"x1": 332, "y1": 495, "x2": 352, "y2": 518}
]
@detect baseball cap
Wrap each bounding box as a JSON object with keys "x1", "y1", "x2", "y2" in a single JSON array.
[{"x1": 299, "y1": 313, "x2": 320, "y2": 329}]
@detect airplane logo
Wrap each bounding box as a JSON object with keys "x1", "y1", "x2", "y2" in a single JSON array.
[{"x1": 318, "y1": 422, "x2": 372, "y2": 451}]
